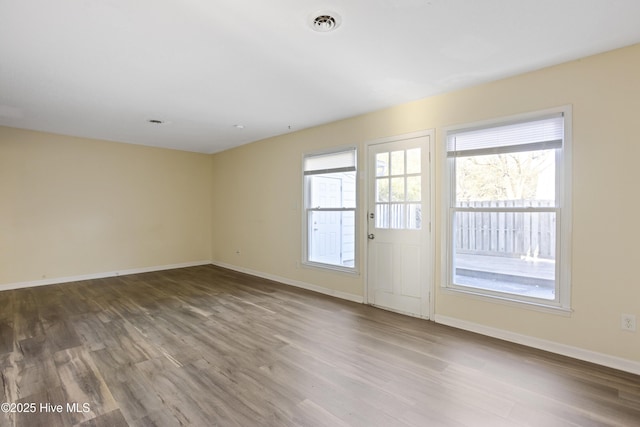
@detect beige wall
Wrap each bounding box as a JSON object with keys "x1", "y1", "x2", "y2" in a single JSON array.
[
  {"x1": 0, "y1": 127, "x2": 212, "y2": 285},
  {"x1": 211, "y1": 43, "x2": 640, "y2": 362}
]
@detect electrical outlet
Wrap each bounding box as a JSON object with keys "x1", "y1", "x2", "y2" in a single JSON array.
[{"x1": 621, "y1": 314, "x2": 636, "y2": 332}]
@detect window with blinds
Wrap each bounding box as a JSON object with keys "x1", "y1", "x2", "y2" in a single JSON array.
[
  {"x1": 303, "y1": 148, "x2": 357, "y2": 270},
  {"x1": 443, "y1": 109, "x2": 571, "y2": 310}
]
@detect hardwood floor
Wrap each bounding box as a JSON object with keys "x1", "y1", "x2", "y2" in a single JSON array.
[{"x1": 1, "y1": 265, "x2": 639, "y2": 426}]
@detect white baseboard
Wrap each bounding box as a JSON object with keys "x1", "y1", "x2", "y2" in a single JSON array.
[
  {"x1": 210, "y1": 261, "x2": 364, "y2": 304},
  {"x1": 4, "y1": 259, "x2": 365, "y2": 306},
  {"x1": 0, "y1": 260, "x2": 212, "y2": 292},
  {"x1": 435, "y1": 314, "x2": 640, "y2": 376}
]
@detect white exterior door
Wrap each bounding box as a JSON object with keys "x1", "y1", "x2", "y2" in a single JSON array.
[{"x1": 367, "y1": 133, "x2": 431, "y2": 318}]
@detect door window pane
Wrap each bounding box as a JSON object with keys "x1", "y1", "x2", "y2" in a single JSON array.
[
  {"x1": 390, "y1": 203, "x2": 405, "y2": 229},
  {"x1": 407, "y1": 148, "x2": 421, "y2": 174},
  {"x1": 376, "y1": 152, "x2": 389, "y2": 177},
  {"x1": 376, "y1": 178, "x2": 389, "y2": 202},
  {"x1": 406, "y1": 176, "x2": 421, "y2": 202},
  {"x1": 376, "y1": 204, "x2": 389, "y2": 228},
  {"x1": 391, "y1": 151, "x2": 405, "y2": 175},
  {"x1": 390, "y1": 177, "x2": 405, "y2": 202}
]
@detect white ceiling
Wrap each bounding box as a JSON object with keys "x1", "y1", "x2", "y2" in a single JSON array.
[{"x1": 1, "y1": 0, "x2": 640, "y2": 154}]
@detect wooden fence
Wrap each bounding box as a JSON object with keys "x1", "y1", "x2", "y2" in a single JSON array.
[{"x1": 456, "y1": 200, "x2": 556, "y2": 259}]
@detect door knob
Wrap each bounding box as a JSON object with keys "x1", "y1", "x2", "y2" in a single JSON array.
[{"x1": 368, "y1": 233, "x2": 375, "y2": 240}]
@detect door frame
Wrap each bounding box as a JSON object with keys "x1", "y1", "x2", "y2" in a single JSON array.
[{"x1": 363, "y1": 129, "x2": 436, "y2": 319}]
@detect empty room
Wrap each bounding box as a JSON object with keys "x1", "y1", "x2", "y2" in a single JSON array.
[{"x1": 1, "y1": 1, "x2": 640, "y2": 426}]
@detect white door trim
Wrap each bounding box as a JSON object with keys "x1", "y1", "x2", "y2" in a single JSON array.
[{"x1": 363, "y1": 129, "x2": 435, "y2": 319}]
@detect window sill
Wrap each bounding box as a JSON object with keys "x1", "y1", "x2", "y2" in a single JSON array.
[{"x1": 440, "y1": 286, "x2": 572, "y2": 317}]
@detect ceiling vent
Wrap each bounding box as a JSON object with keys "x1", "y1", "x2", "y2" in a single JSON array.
[{"x1": 309, "y1": 11, "x2": 341, "y2": 32}]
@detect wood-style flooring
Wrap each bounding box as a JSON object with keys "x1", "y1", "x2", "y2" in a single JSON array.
[{"x1": 0, "y1": 265, "x2": 639, "y2": 426}]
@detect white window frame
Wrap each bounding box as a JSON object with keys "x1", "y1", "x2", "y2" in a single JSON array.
[
  {"x1": 441, "y1": 106, "x2": 572, "y2": 313},
  {"x1": 302, "y1": 147, "x2": 358, "y2": 273}
]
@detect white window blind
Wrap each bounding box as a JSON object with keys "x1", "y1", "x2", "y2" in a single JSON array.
[
  {"x1": 447, "y1": 114, "x2": 564, "y2": 157},
  {"x1": 304, "y1": 148, "x2": 356, "y2": 175}
]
